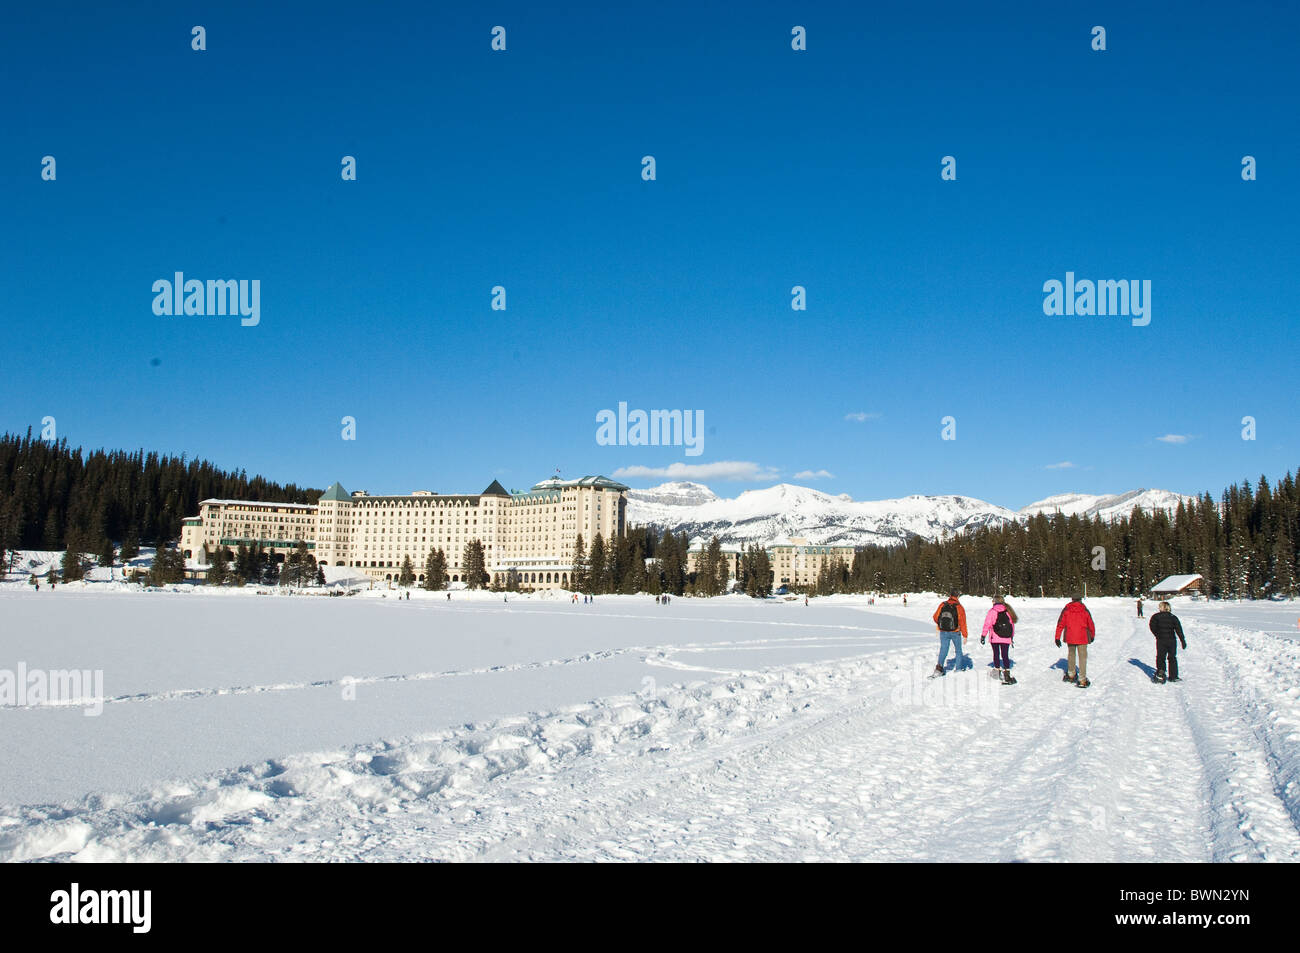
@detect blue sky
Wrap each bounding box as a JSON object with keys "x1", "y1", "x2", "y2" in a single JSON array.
[{"x1": 3, "y1": 1, "x2": 1296, "y2": 508}]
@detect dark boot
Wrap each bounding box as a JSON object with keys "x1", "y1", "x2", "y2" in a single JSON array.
[{"x1": 1002, "y1": 668, "x2": 1017, "y2": 685}]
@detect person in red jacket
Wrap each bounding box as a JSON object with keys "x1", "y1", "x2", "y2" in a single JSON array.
[{"x1": 1054, "y1": 594, "x2": 1096, "y2": 687}]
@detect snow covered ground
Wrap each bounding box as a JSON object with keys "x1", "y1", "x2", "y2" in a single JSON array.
[{"x1": 1, "y1": 584, "x2": 1296, "y2": 862}]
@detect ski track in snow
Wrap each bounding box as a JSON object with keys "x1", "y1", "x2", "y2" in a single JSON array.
[
  {"x1": 4, "y1": 621, "x2": 903, "y2": 711},
  {"x1": 1, "y1": 598, "x2": 1297, "y2": 862}
]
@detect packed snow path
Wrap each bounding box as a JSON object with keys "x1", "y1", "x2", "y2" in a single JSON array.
[{"x1": 1, "y1": 591, "x2": 1297, "y2": 861}]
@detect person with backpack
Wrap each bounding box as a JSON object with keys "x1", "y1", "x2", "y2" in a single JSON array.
[
  {"x1": 1148, "y1": 601, "x2": 1187, "y2": 683},
  {"x1": 1054, "y1": 594, "x2": 1096, "y2": 687},
  {"x1": 980, "y1": 596, "x2": 1018, "y2": 684},
  {"x1": 931, "y1": 590, "x2": 968, "y2": 677},
  {"x1": 1136, "y1": 598, "x2": 1145, "y2": 618}
]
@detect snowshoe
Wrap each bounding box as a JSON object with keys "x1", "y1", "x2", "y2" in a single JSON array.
[
  {"x1": 1167, "y1": 676, "x2": 1181, "y2": 683},
  {"x1": 1062, "y1": 671, "x2": 1076, "y2": 683},
  {"x1": 1076, "y1": 677, "x2": 1091, "y2": 689},
  {"x1": 1151, "y1": 674, "x2": 1166, "y2": 684},
  {"x1": 929, "y1": 665, "x2": 946, "y2": 679}
]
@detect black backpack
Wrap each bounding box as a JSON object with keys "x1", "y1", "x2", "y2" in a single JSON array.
[
  {"x1": 937, "y1": 602, "x2": 960, "y2": 631},
  {"x1": 992, "y1": 609, "x2": 1013, "y2": 639}
]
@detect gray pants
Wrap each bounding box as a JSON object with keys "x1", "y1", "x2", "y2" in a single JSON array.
[{"x1": 1067, "y1": 643, "x2": 1088, "y2": 679}]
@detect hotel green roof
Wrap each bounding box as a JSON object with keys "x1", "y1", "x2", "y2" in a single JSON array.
[{"x1": 318, "y1": 481, "x2": 350, "y2": 502}]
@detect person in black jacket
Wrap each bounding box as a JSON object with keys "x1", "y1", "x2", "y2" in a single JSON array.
[{"x1": 1148, "y1": 601, "x2": 1187, "y2": 683}]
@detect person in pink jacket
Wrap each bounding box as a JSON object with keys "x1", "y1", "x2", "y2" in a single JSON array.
[{"x1": 980, "y1": 596, "x2": 1019, "y2": 685}]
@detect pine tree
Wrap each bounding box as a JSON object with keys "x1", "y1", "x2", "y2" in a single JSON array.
[
  {"x1": 471, "y1": 540, "x2": 488, "y2": 589},
  {"x1": 120, "y1": 527, "x2": 140, "y2": 562},
  {"x1": 147, "y1": 544, "x2": 185, "y2": 586},
  {"x1": 694, "y1": 541, "x2": 715, "y2": 596},
  {"x1": 251, "y1": 544, "x2": 268, "y2": 586},
  {"x1": 0, "y1": 502, "x2": 22, "y2": 576},
  {"x1": 301, "y1": 542, "x2": 318, "y2": 587},
  {"x1": 705, "y1": 536, "x2": 725, "y2": 596},
  {"x1": 281, "y1": 540, "x2": 315, "y2": 587},
  {"x1": 98, "y1": 537, "x2": 116, "y2": 568},
  {"x1": 570, "y1": 532, "x2": 587, "y2": 592},
  {"x1": 588, "y1": 534, "x2": 606, "y2": 594},
  {"x1": 646, "y1": 558, "x2": 663, "y2": 595},
  {"x1": 207, "y1": 545, "x2": 229, "y2": 586},
  {"x1": 42, "y1": 508, "x2": 61, "y2": 551},
  {"x1": 714, "y1": 542, "x2": 731, "y2": 595},
  {"x1": 1271, "y1": 530, "x2": 1297, "y2": 597},
  {"x1": 754, "y1": 546, "x2": 772, "y2": 597},
  {"x1": 620, "y1": 536, "x2": 647, "y2": 593},
  {"x1": 426, "y1": 548, "x2": 448, "y2": 590},
  {"x1": 399, "y1": 554, "x2": 415, "y2": 587},
  {"x1": 462, "y1": 539, "x2": 488, "y2": 589},
  {"x1": 61, "y1": 530, "x2": 87, "y2": 582},
  {"x1": 656, "y1": 530, "x2": 687, "y2": 596}
]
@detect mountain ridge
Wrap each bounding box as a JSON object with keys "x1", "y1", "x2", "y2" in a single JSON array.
[{"x1": 626, "y1": 481, "x2": 1192, "y2": 548}]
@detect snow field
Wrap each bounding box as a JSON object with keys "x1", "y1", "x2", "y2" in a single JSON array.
[{"x1": 0, "y1": 588, "x2": 1296, "y2": 861}]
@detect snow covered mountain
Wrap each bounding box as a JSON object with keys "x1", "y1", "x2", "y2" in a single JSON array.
[
  {"x1": 627, "y1": 482, "x2": 1192, "y2": 547},
  {"x1": 1018, "y1": 489, "x2": 1193, "y2": 521},
  {"x1": 625, "y1": 481, "x2": 719, "y2": 508},
  {"x1": 626, "y1": 483, "x2": 1018, "y2": 547}
]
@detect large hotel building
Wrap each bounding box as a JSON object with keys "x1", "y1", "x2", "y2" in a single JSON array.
[
  {"x1": 181, "y1": 475, "x2": 858, "y2": 591},
  {"x1": 180, "y1": 475, "x2": 630, "y2": 589}
]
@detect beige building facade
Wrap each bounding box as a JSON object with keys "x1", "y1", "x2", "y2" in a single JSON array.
[
  {"x1": 768, "y1": 538, "x2": 857, "y2": 588},
  {"x1": 685, "y1": 545, "x2": 743, "y2": 587},
  {"x1": 181, "y1": 475, "x2": 629, "y2": 589},
  {"x1": 687, "y1": 537, "x2": 857, "y2": 589}
]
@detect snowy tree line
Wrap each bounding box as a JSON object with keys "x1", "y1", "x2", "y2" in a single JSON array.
[
  {"x1": 204, "y1": 540, "x2": 325, "y2": 588},
  {"x1": 0, "y1": 430, "x2": 318, "y2": 559},
  {"x1": 838, "y1": 473, "x2": 1300, "y2": 599}
]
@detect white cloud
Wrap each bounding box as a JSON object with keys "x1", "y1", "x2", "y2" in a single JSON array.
[
  {"x1": 1045, "y1": 461, "x2": 1077, "y2": 470},
  {"x1": 844, "y1": 412, "x2": 882, "y2": 422},
  {"x1": 1156, "y1": 434, "x2": 1192, "y2": 444},
  {"x1": 793, "y1": 469, "x2": 834, "y2": 480},
  {"x1": 612, "y1": 461, "x2": 780, "y2": 482}
]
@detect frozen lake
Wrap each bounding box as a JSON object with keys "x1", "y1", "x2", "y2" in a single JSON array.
[
  {"x1": 2, "y1": 588, "x2": 1296, "y2": 862},
  {"x1": 0, "y1": 587, "x2": 931, "y2": 806}
]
